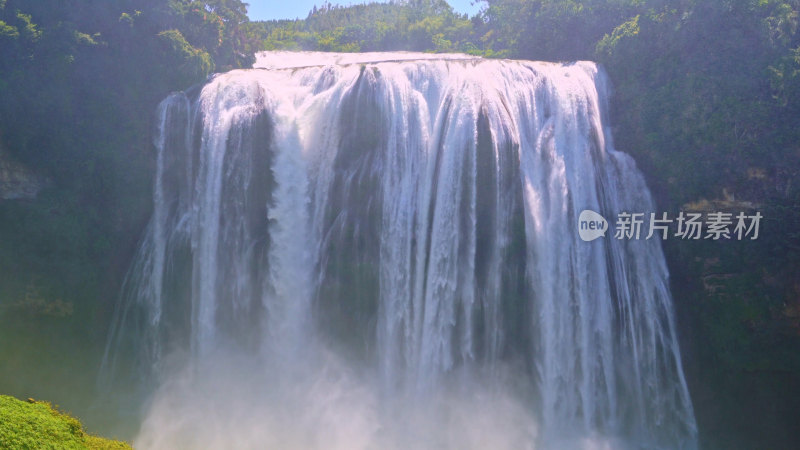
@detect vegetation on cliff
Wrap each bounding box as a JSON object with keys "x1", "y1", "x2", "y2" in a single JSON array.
[{"x1": 0, "y1": 0, "x2": 256, "y2": 435}]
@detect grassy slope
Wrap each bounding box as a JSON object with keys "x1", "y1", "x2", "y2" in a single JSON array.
[{"x1": 0, "y1": 395, "x2": 131, "y2": 450}]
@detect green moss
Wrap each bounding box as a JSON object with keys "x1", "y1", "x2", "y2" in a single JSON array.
[{"x1": 0, "y1": 395, "x2": 131, "y2": 450}]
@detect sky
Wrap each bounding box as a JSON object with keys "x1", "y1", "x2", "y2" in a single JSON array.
[{"x1": 246, "y1": 1, "x2": 485, "y2": 21}]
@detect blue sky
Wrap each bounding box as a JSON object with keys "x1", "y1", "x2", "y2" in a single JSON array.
[{"x1": 246, "y1": 1, "x2": 485, "y2": 21}]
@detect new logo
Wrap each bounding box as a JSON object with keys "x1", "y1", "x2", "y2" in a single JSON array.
[{"x1": 578, "y1": 209, "x2": 608, "y2": 241}]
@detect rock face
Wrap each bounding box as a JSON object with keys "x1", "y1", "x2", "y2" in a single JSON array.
[{"x1": 0, "y1": 149, "x2": 49, "y2": 200}]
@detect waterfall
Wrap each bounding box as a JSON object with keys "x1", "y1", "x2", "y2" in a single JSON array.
[{"x1": 102, "y1": 52, "x2": 697, "y2": 449}]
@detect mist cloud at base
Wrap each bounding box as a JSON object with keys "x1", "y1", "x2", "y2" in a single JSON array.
[{"x1": 134, "y1": 343, "x2": 539, "y2": 450}]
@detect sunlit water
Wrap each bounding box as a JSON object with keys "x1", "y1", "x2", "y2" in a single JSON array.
[{"x1": 101, "y1": 52, "x2": 697, "y2": 449}]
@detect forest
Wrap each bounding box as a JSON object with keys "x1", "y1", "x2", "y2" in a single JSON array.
[{"x1": 1, "y1": 0, "x2": 799, "y2": 448}]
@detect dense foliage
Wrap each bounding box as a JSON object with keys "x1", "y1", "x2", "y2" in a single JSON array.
[
  {"x1": 0, "y1": 0, "x2": 256, "y2": 433},
  {"x1": 251, "y1": 0, "x2": 490, "y2": 53},
  {"x1": 0, "y1": 395, "x2": 130, "y2": 449},
  {"x1": 1, "y1": 0, "x2": 799, "y2": 447}
]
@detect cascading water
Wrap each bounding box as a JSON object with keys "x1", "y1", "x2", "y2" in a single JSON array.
[{"x1": 101, "y1": 51, "x2": 697, "y2": 449}]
